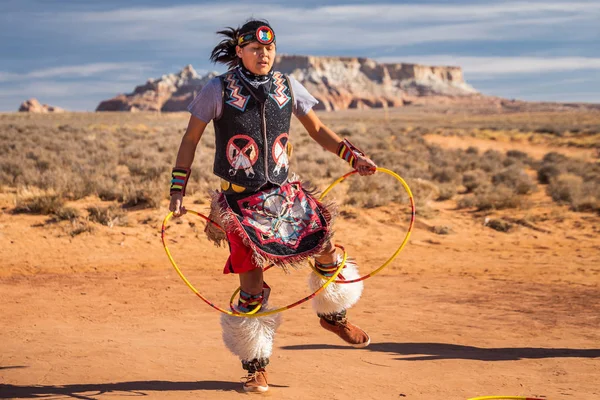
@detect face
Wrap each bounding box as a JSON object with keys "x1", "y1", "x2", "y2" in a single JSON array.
[{"x1": 236, "y1": 42, "x2": 276, "y2": 75}]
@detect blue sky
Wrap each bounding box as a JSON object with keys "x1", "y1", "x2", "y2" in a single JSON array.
[{"x1": 1, "y1": 0, "x2": 600, "y2": 111}]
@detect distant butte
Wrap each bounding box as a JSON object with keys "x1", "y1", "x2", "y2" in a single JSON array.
[
  {"x1": 95, "y1": 55, "x2": 600, "y2": 113},
  {"x1": 19, "y1": 98, "x2": 65, "y2": 113},
  {"x1": 95, "y1": 55, "x2": 480, "y2": 113}
]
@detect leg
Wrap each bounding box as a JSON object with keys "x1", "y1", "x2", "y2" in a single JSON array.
[
  {"x1": 236, "y1": 268, "x2": 270, "y2": 392},
  {"x1": 309, "y1": 239, "x2": 370, "y2": 348},
  {"x1": 314, "y1": 240, "x2": 336, "y2": 266},
  {"x1": 220, "y1": 233, "x2": 280, "y2": 393}
]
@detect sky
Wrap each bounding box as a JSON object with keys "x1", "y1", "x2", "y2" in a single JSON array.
[{"x1": 1, "y1": 0, "x2": 600, "y2": 111}]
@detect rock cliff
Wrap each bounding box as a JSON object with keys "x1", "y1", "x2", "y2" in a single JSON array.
[
  {"x1": 96, "y1": 65, "x2": 217, "y2": 112},
  {"x1": 96, "y1": 55, "x2": 478, "y2": 112},
  {"x1": 19, "y1": 98, "x2": 65, "y2": 113}
]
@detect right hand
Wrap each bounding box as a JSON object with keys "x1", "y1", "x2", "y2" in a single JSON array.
[{"x1": 169, "y1": 192, "x2": 187, "y2": 217}]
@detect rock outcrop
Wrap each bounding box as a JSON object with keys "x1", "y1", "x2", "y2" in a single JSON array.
[
  {"x1": 19, "y1": 98, "x2": 65, "y2": 113},
  {"x1": 96, "y1": 56, "x2": 478, "y2": 112},
  {"x1": 274, "y1": 55, "x2": 477, "y2": 111},
  {"x1": 96, "y1": 65, "x2": 217, "y2": 112}
]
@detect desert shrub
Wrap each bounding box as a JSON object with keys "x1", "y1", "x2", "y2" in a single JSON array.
[
  {"x1": 547, "y1": 173, "x2": 582, "y2": 203},
  {"x1": 462, "y1": 169, "x2": 489, "y2": 193},
  {"x1": 87, "y1": 205, "x2": 128, "y2": 227},
  {"x1": 537, "y1": 164, "x2": 564, "y2": 184},
  {"x1": 536, "y1": 152, "x2": 600, "y2": 210},
  {"x1": 534, "y1": 127, "x2": 562, "y2": 136},
  {"x1": 457, "y1": 185, "x2": 525, "y2": 211},
  {"x1": 547, "y1": 174, "x2": 600, "y2": 212},
  {"x1": 504, "y1": 150, "x2": 534, "y2": 168},
  {"x1": 122, "y1": 180, "x2": 166, "y2": 209},
  {"x1": 0, "y1": 161, "x2": 23, "y2": 184},
  {"x1": 52, "y1": 206, "x2": 80, "y2": 221},
  {"x1": 431, "y1": 225, "x2": 452, "y2": 235},
  {"x1": 473, "y1": 185, "x2": 526, "y2": 211},
  {"x1": 465, "y1": 146, "x2": 479, "y2": 155},
  {"x1": 492, "y1": 165, "x2": 537, "y2": 195},
  {"x1": 436, "y1": 183, "x2": 456, "y2": 201},
  {"x1": 70, "y1": 220, "x2": 95, "y2": 236},
  {"x1": 480, "y1": 149, "x2": 504, "y2": 173},
  {"x1": 486, "y1": 219, "x2": 513, "y2": 232},
  {"x1": 505, "y1": 150, "x2": 530, "y2": 161},
  {"x1": 403, "y1": 178, "x2": 439, "y2": 208},
  {"x1": 431, "y1": 166, "x2": 459, "y2": 183},
  {"x1": 542, "y1": 152, "x2": 568, "y2": 164},
  {"x1": 345, "y1": 176, "x2": 398, "y2": 208},
  {"x1": 14, "y1": 194, "x2": 65, "y2": 215},
  {"x1": 456, "y1": 195, "x2": 476, "y2": 209}
]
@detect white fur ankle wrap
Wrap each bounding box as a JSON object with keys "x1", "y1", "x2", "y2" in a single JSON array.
[
  {"x1": 308, "y1": 258, "x2": 363, "y2": 315},
  {"x1": 220, "y1": 306, "x2": 282, "y2": 361}
]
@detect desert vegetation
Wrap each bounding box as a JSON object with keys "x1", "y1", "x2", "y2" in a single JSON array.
[{"x1": 1, "y1": 107, "x2": 598, "y2": 236}]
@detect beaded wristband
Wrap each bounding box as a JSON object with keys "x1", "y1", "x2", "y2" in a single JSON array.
[
  {"x1": 336, "y1": 139, "x2": 365, "y2": 169},
  {"x1": 170, "y1": 167, "x2": 191, "y2": 196}
]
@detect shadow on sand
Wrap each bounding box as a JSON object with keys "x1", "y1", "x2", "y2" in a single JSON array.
[
  {"x1": 281, "y1": 342, "x2": 600, "y2": 361},
  {"x1": 0, "y1": 380, "x2": 288, "y2": 399}
]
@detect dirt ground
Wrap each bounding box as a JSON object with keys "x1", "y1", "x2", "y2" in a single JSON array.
[{"x1": 1, "y1": 125, "x2": 599, "y2": 400}]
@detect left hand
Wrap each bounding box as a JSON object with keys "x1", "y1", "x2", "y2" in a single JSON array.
[{"x1": 354, "y1": 155, "x2": 377, "y2": 176}]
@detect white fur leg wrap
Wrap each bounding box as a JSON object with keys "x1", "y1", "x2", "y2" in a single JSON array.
[
  {"x1": 220, "y1": 306, "x2": 282, "y2": 362},
  {"x1": 308, "y1": 258, "x2": 364, "y2": 315}
]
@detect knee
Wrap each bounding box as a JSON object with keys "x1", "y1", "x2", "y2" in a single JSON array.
[{"x1": 318, "y1": 240, "x2": 335, "y2": 257}]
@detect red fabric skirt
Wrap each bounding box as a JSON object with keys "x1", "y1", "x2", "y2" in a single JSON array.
[{"x1": 223, "y1": 231, "x2": 261, "y2": 274}]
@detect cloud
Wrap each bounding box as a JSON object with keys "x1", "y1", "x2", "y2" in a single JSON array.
[
  {"x1": 376, "y1": 56, "x2": 600, "y2": 77},
  {"x1": 0, "y1": 62, "x2": 155, "y2": 82},
  {"x1": 34, "y1": 1, "x2": 600, "y2": 50},
  {"x1": 2, "y1": 1, "x2": 600, "y2": 108}
]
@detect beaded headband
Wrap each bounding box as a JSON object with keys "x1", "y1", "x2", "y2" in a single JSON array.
[{"x1": 238, "y1": 25, "x2": 275, "y2": 47}]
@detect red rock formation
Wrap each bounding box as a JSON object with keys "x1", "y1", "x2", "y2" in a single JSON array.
[
  {"x1": 96, "y1": 65, "x2": 216, "y2": 112},
  {"x1": 19, "y1": 98, "x2": 65, "y2": 113},
  {"x1": 96, "y1": 56, "x2": 478, "y2": 112},
  {"x1": 273, "y1": 55, "x2": 478, "y2": 111}
]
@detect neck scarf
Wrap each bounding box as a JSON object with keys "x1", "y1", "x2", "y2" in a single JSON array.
[{"x1": 236, "y1": 65, "x2": 273, "y2": 103}]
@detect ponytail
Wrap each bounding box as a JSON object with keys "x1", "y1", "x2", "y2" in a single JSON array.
[{"x1": 209, "y1": 27, "x2": 240, "y2": 69}]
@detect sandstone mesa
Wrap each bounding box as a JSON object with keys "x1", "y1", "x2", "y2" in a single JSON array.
[
  {"x1": 19, "y1": 98, "x2": 65, "y2": 113},
  {"x1": 95, "y1": 55, "x2": 481, "y2": 113}
]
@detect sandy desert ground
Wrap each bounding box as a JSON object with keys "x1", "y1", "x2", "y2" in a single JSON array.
[{"x1": 1, "y1": 107, "x2": 599, "y2": 400}]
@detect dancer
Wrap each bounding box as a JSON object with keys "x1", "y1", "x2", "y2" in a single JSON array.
[{"x1": 169, "y1": 19, "x2": 377, "y2": 393}]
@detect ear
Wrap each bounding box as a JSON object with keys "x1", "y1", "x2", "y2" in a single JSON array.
[{"x1": 235, "y1": 45, "x2": 243, "y2": 58}]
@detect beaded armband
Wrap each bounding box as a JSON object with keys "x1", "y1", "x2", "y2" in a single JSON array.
[
  {"x1": 336, "y1": 139, "x2": 365, "y2": 169},
  {"x1": 170, "y1": 167, "x2": 191, "y2": 196}
]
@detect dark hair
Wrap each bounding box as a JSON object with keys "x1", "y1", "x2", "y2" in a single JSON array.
[{"x1": 209, "y1": 19, "x2": 273, "y2": 69}]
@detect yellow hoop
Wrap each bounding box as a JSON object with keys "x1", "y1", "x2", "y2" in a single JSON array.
[
  {"x1": 161, "y1": 211, "x2": 347, "y2": 318},
  {"x1": 309, "y1": 167, "x2": 415, "y2": 283},
  {"x1": 468, "y1": 397, "x2": 545, "y2": 400}
]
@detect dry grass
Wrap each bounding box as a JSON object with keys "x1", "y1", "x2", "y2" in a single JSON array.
[{"x1": 1, "y1": 107, "x2": 598, "y2": 225}]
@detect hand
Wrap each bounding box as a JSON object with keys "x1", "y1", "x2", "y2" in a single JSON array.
[
  {"x1": 169, "y1": 192, "x2": 187, "y2": 217},
  {"x1": 355, "y1": 155, "x2": 377, "y2": 176}
]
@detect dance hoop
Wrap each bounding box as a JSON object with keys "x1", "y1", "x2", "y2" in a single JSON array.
[
  {"x1": 161, "y1": 211, "x2": 346, "y2": 318},
  {"x1": 162, "y1": 167, "x2": 413, "y2": 316},
  {"x1": 468, "y1": 397, "x2": 545, "y2": 400},
  {"x1": 309, "y1": 167, "x2": 415, "y2": 283}
]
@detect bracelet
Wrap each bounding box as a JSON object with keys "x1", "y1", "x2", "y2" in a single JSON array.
[
  {"x1": 336, "y1": 139, "x2": 365, "y2": 169},
  {"x1": 170, "y1": 167, "x2": 191, "y2": 196}
]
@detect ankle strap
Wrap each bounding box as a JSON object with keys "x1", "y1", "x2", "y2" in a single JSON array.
[
  {"x1": 242, "y1": 358, "x2": 269, "y2": 373},
  {"x1": 319, "y1": 309, "x2": 347, "y2": 322}
]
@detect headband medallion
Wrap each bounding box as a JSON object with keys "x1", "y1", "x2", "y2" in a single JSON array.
[{"x1": 238, "y1": 26, "x2": 275, "y2": 46}]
